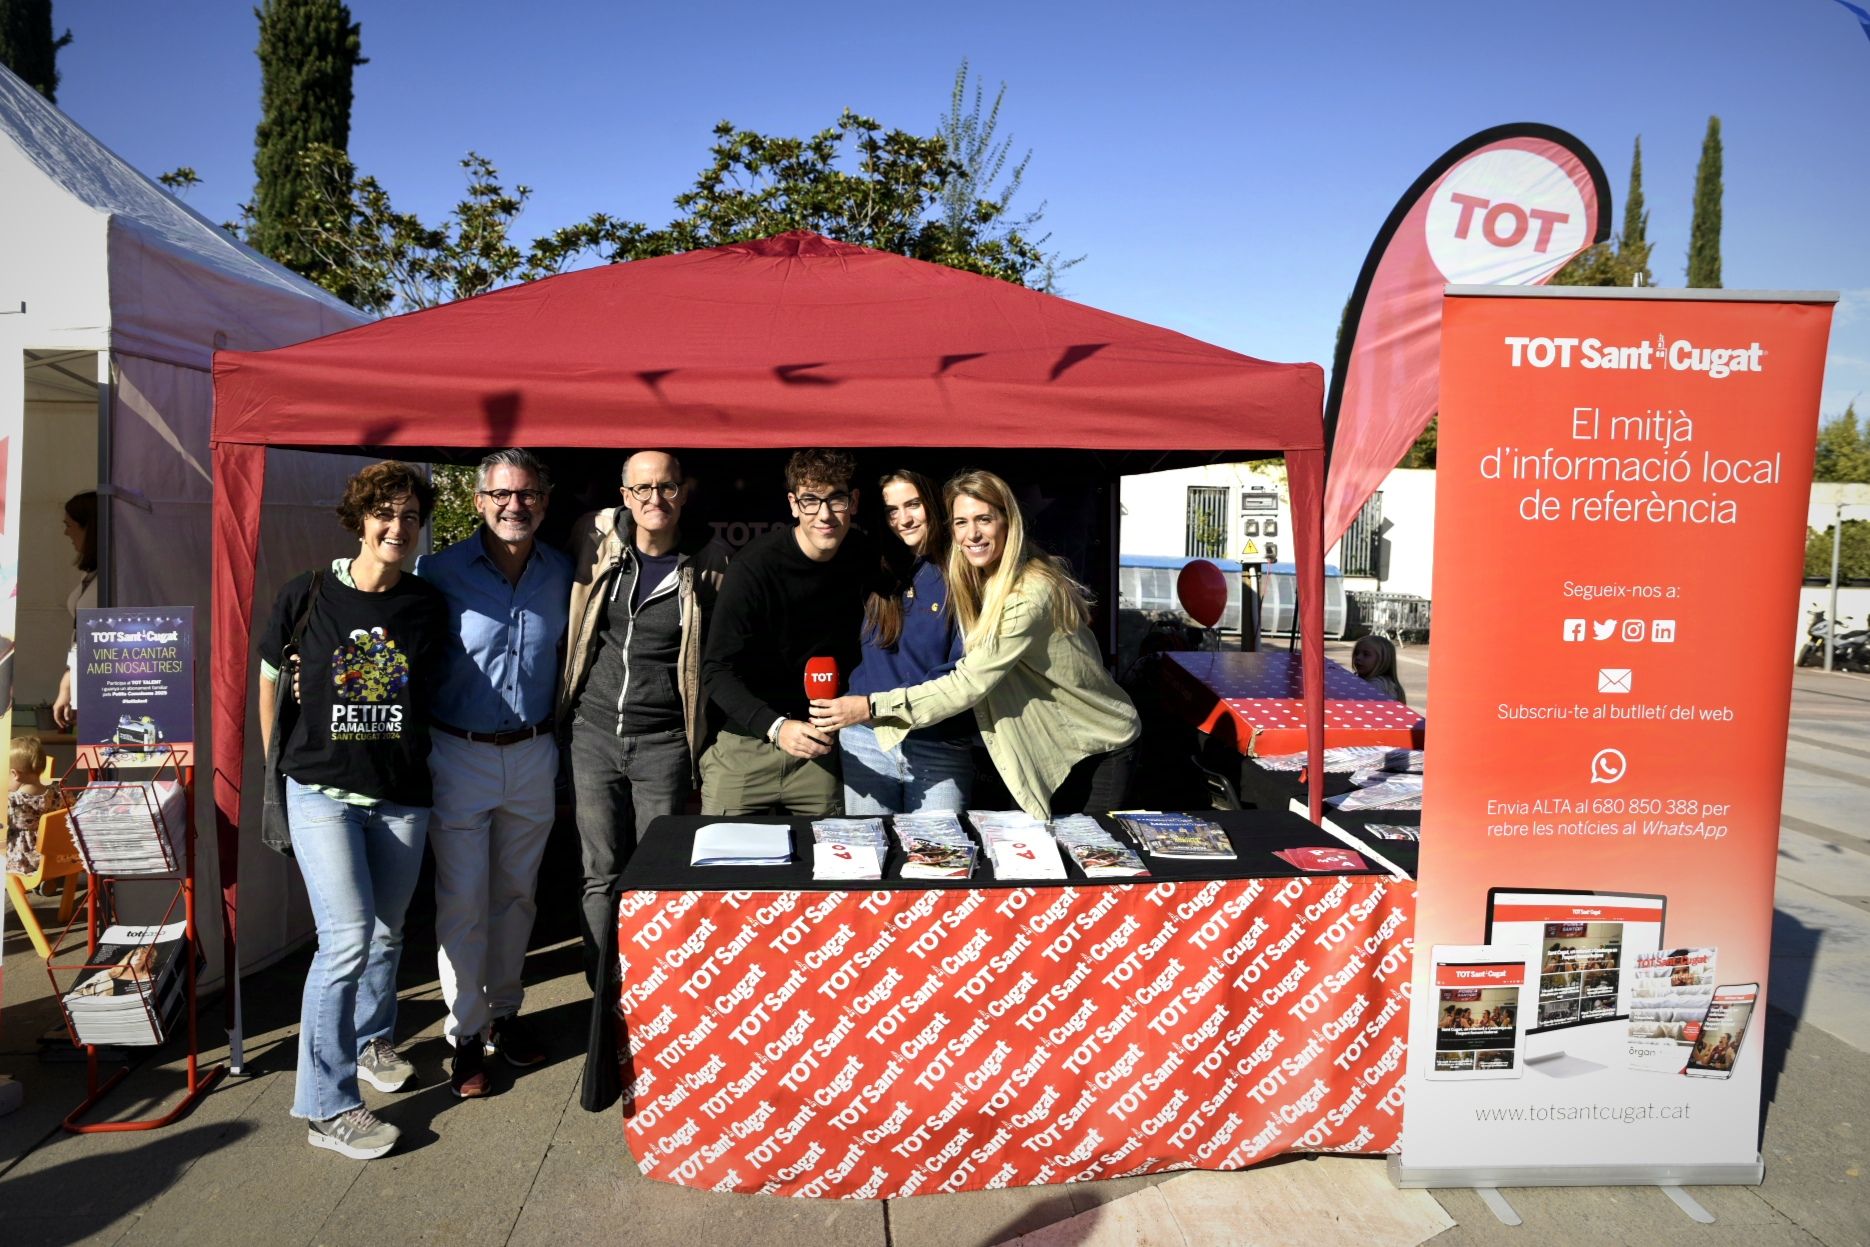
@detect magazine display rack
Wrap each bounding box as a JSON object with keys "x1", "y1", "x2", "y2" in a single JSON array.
[{"x1": 46, "y1": 744, "x2": 224, "y2": 1132}]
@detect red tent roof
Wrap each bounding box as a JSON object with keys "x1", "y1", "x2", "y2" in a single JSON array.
[{"x1": 212, "y1": 231, "x2": 1323, "y2": 453}]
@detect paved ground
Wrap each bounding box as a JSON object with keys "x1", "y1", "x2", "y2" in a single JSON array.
[{"x1": 1, "y1": 652, "x2": 1865, "y2": 1247}]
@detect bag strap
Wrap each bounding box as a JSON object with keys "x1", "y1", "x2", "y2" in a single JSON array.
[{"x1": 280, "y1": 571, "x2": 325, "y2": 700}]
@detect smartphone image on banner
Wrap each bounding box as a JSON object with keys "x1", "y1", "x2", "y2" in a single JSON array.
[{"x1": 1683, "y1": 983, "x2": 1758, "y2": 1079}]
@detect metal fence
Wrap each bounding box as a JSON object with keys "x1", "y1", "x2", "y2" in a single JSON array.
[{"x1": 1350, "y1": 590, "x2": 1432, "y2": 644}]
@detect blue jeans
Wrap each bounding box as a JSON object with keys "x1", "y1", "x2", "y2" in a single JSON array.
[
  {"x1": 286, "y1": 778, "x2": 429, "y2": 1120},
  {"x1": 840, "y1": 723, "x2": 973, "y2": 815}
]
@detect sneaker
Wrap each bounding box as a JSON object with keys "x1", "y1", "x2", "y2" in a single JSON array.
[
  {"x1": 486, "y1": 1013, "x2": 546, "y2": 1068},
  {"x1": 307, "y1": 1106, "x2": 399, "y2": 1159},
  {"x1": 450, "y1": 1036, "x2": 491, "y2": 1098},
  {"x1": 357, "y1": 1039, "x2": 414, "y2": 1093}
]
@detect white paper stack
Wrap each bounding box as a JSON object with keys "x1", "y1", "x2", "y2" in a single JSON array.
[
  {"x1": 812, "y1": 818, "x2": 886, "y2": 880},
  {"x1": 974, "y1": 812, "x2": 1066, "y2": 879},
  {"x1": 67, "y1": 780, "x2": 186, "y2": 875},
  {"x1": 690, "y1": 821, "x2": 793, "y2": 867},
  {"x1": 61, "y1": 921, "x2": 189, "y2": 1047}
]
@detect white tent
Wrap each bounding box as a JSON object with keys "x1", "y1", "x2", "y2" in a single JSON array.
[{"x1": 0, "y1": 64, "x2": 374, "y2": 994}]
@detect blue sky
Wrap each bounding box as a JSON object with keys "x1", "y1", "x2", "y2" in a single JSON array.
[{"x1": 51, "y1": 0, "x2": 1870, "y2": 419}]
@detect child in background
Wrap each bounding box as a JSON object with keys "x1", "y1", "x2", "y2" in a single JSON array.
[
  {"x1": 6, "y1": 735, "x2": 57, "y2": 874},
  {"x1": 1352, "y1": 635, "x2": 1408, "y2": 703}
]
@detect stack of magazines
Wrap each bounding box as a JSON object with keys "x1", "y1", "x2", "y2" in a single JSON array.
[
  {"x1": 810, "y1": 817, "x2": 887, "y2": 880},
  {"x1": 67, "y1": 780, "x2": 187, "y2": 875},
  {"x1": 971, "y1": 811, "x2": 1066, "y2": 880},
  {"x1": 894, "y1": 811, "x2": 976, "y2": 880},
  {"x1": 1116, "y1": 811, "x2": 1238, "y2": 860},
  {"x1": 1326, "y1": 773, "x2": 1425, "y2": 812},
  {"x1": 1049, "y1": 815, "x2": 1150, "y2": 878},
  {"x1": 61, "y1": 921, "x2": 189, "y2": 1047},
  {"x1": 1257, "y1": 746, "x2": 1424, "y2": 775}
]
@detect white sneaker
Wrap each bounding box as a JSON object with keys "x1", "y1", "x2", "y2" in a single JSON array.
[
  {"x1": 357, "y1": 1038, "x2": 415, "y2": 1092},
  {"x1": 307, "y1": 1106, "x2": 400, "y2": 1159}
]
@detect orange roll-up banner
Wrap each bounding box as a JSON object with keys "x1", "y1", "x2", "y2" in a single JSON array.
[{"x1": 1395, "y1": 288, "x2": 1836, "y2": 1187}]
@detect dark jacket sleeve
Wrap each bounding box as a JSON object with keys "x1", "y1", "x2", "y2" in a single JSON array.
[{"x1": 701, "y1": 559, "x2": 782, "y2": 739}]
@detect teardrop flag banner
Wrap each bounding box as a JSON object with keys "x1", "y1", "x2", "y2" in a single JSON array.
[{"x1": 1323, "y1": 124, "x2": 1610, "y2": 549}]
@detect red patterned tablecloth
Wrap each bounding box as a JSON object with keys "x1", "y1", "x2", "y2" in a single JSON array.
[
  {"x1": 1162, "y1": 651, "x2": 1426, "y2": 756},
  {"x1": 617, "y1": 875, "x2": 1416, "y2": 1198}
]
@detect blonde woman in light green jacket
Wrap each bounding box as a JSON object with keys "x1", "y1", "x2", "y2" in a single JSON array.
[{"x1": 808, "y1": 469, "x2": 1139, "y2": 818}]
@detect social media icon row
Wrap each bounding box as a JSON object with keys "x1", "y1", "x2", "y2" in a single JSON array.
[{"x1": 1563, "y1": 618, "x2": 1675, "y2": 643}]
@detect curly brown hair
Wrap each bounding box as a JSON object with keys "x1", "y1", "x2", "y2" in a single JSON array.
[
  {"x1": 784, "y1": 449, "x2": 856, "y2": 496},
  {"x1": 335, "y1": 461, "x2": 435, "y2": 534}
]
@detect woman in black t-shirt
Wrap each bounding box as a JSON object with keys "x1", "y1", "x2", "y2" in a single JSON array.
[{"x1": 258, "y1": 461, "x2": 447, "y2": 1161}]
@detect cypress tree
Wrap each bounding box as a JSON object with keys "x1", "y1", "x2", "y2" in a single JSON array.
[
  {"x1": 251, "y1": 0, "x2": 365, "y2": 277},
  {"x1": 1621, "y1": 136, "x2": 1653, "y2": 287},
  {"x1": 1686, "y1": 116, "x2": 1723, "y2": 289},
  {"x1": 0, "y1": 0, "x2": 73, "y2": 102}
]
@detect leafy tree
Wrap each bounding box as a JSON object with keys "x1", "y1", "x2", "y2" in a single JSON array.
[
  {"x1": 1552, "y1": 136, "x2": 1651, "y2": 288},
  {"x1": 1805, "y1": 520, "x2": 1870, "y2": 582},
  {"x1": 1687, "y1": 116, "x2": 1722, "y2": 288},
  {"x1": 0, "y1": 0, "x2": 70, "y2": 102},
  {"x1": 1814, "y1": 403, "x2": 1870, "y2": 483},
  {"x1": 1399, "y1": 416, "x2": 1437, "y2": 469},
  {"x1": 935, "y1": 59, "x2": 1079, "y2": 292},
  {"x1": 250, "y1": 0, "x2": 365, "y2": 296}
]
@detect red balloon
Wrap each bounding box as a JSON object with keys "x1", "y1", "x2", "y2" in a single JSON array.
[{"x1": 1176, "y1": 560, "x2": 1229, "y2": 628}]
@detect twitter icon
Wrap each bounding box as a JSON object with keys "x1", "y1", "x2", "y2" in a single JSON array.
[{"x1": 1592, "y1": 620, "x2": 1617, "y2": 640}]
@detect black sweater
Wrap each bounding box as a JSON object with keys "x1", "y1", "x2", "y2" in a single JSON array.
[
  {"x1": 260, "y1": 569, "x2": 449, "y2": 806},
  {"x1": 701, "y1": 526, "x2": 871, "y2": 739}
]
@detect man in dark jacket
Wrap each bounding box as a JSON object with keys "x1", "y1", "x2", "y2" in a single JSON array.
[
  {"x1": 699, "y1": 449, "x2": 869, "y2": 816},
  {"x1": 561, "y1": 451, "x2": 728, "y2": 982}
]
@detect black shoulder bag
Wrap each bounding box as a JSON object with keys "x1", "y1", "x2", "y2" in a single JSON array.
[{"x1": 260, "y1": 571, "x2": 324, "y2": 857}]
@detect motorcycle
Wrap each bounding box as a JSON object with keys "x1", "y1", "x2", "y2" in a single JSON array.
[{"x1": 1799, "y1": 610, "x2": 1870, "y2": 671}]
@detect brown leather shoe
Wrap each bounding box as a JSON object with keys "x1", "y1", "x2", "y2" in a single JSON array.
[{"x1": 450, "y1": 1037, "x2": 490, "y2": 1098}]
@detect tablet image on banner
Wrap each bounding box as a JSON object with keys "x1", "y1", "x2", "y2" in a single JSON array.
[
  {"x1": 1626, "y1": 947, "x2": 1718, "y2": 1075},
  {"x1": 1485, "y1": 888, "x2": 1664, "y2": 1076},
  {"x1": 1426, "y1": 945, "x2": 1532, "y2": 1081}
]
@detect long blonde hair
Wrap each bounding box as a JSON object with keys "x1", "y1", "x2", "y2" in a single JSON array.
[{"x1": 944, "y1": 469, "x2": 1091, "y2": 647}]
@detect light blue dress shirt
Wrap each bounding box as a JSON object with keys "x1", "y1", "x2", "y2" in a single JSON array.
[{"x1": 415, "y1": 531, "x2": 572, "y2": 733}]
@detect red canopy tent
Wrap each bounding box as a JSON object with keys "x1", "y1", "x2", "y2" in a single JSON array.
[{"x1": 209, "y1": 230, "x2": 1331, "y2": 983}]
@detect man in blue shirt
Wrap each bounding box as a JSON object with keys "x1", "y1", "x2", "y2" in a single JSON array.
[{"x1": 415, "y1": 448, "x2": 572, "y2": 1099}]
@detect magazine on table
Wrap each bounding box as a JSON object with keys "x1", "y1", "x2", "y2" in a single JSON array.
[
  {"x1": 1048, "y1": 814, "x2": 1150, "y2": 878},
  {"x1": 1115, "y1": 812, "x2": 1237, "y2": 860}
]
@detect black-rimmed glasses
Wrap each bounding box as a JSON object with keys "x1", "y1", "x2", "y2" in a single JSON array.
[
  {"x1": 477, "y1": 488, "x2": 545, "y2": 507},
  {"x1": 623, "y1": 482, "x2": 684, "y2": 502},
  {"x1": 794, "y1": 492, "x2": 853, "y2": 516}
]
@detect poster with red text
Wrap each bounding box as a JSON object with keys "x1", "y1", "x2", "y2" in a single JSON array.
[{"x1": 1396, "y1": 288, "x2": 1836, "y2": 1185}]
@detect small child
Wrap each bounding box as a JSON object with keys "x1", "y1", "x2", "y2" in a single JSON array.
[
  {"x1": 7, "y1": 735, "x2": 56, "y2": 875},
  {"x1": 1351, "y1": 636, "x2": 1408, "y2": 704}
]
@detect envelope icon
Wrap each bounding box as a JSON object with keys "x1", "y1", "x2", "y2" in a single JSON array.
[{"x1": 1598, "y1": 668, "x2": 1632, "y2": 694}]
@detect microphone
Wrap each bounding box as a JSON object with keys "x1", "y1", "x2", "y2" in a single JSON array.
[{"x1": 804, "y1": 656, "x2": 840, "y2": 703}]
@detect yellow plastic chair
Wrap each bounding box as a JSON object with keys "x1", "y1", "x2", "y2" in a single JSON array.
[{"x1": 5, "y1": 807, "x2": 84, "y2": 959}]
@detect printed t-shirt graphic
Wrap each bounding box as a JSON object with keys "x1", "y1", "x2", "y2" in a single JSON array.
[{"x1": 328, "y1": 626, "x2": 412, "y2": 741}]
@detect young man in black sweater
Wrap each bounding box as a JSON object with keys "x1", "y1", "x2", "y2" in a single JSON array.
[{"x1": 700, "y1": 449, "x2": 870, "y2": 815}]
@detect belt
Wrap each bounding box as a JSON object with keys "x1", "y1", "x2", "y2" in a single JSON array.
[{"x1": 432, "y1": 718, "x2": 555, "y2": 747}]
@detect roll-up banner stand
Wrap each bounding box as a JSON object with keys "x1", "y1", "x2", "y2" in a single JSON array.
[{"x1": 1395, "y1": 286, "x2": 1837, "y2": 1187}]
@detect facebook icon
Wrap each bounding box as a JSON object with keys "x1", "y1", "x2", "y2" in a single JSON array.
[{"x1": 1563, "y1": 618, "x2": 1587, "y2": 642}]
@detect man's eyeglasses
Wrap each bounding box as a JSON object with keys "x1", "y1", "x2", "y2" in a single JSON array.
[
  {"x1": 623, "y1": 482, "x2": 684, "y2": 502},
  {"x1": 369, "y1": 508, "x2": 424, "y2": 526},
  {"x1": 477, "y1": 488, "x2": 545, "y2": 507},
  {"x1": 793, "y1": 492, "x2": 853, "y2": 516}
]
